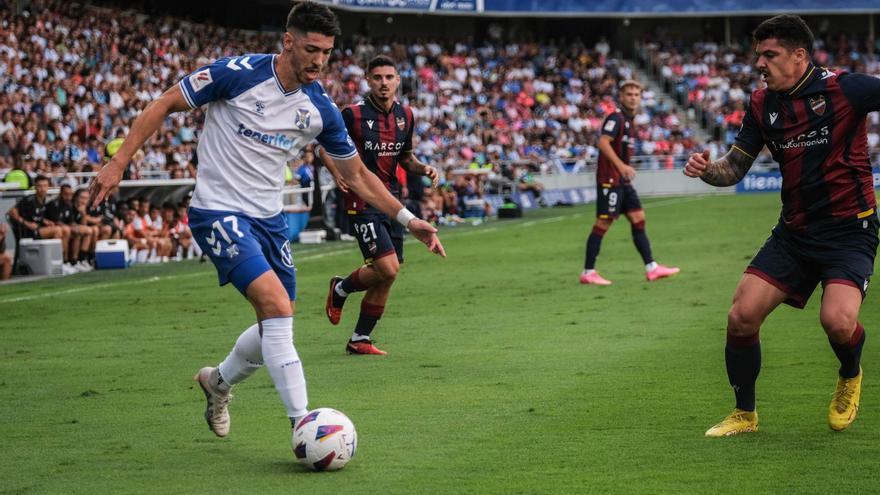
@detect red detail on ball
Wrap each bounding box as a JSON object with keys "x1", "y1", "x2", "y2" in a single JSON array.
[{"x1": 313, "y1": 451, "x2": 336, "y2": 471}]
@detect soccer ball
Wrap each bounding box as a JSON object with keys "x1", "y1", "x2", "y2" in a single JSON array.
[{"x1": 292, "y1": 408, "x2": 357, "y2": 471}]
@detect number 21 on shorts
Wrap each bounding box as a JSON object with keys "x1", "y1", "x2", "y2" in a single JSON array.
[{"x1": 356, "y1": 222, "x2": 377, "y2": 243}]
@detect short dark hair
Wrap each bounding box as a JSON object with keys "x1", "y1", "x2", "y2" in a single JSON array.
[
  {"x1": 367, "y1": 55, "x2": 396, "y2": 73},
  {"x1": 286, "y1": 1, "x2": 341, "y2": 37},
  {"x1": 34, "y1": 175, "x2": 50, "y2": 185},
  {"x1": 59, "y1": 184, "x2": 72, "y2": 190},
  {"x1": 753, "y1": 15, "x2": 814, "y2": 54}
]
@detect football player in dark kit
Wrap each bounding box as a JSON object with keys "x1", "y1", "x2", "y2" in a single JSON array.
[
  {"x1": 580, "y1": 79, "x2": 679, "y2": 285},
  {"x1": 685, "y1": 15, "x2": 880, "y2": 436},
  {"x1": 321, "y1": 55, "x2": 439, "y2": 355}
]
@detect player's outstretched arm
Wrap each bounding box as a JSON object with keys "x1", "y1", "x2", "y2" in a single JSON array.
[
  {"x1": 89, "y1": 85, "x2": 191, "y2": 206},
  {"x1": 684, "y1": 148, "x2": 755, "y2": 187},
  {"x1": 333, "y1": 154, "x2": 445, "y2": 257}
]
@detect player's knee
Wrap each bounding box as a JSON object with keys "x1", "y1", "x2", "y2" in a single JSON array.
[
  {"x1": 256, "y1": 296, "x2": 292, "y2": 319},
  {"x1": 820, "y1": 311, "x2": 858, "y2": 342},
  {"x1": 727, "y1": 306, "x2": 761, "y2": 336},
  {"x1": 594, "y1": 218, "x2": 613, "y2": 231},
  {"x1": 377, "y1": 264, "x2": 398, "y2": 283}
]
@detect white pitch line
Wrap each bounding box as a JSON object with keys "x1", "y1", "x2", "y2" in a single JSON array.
[
  {"x1": 0, "y1": 275, "x2": 169, "y2": 304},
  {"x1": 645, "y1": 195, "x2": 708, "y2": 208}
]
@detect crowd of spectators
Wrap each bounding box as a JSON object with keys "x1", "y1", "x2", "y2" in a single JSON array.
[{"x1": 0, "y1": 0, "x2": 701, "y2": 194}]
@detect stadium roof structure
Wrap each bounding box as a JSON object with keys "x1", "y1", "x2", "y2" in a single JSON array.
[{"x1": 314, "y1": 0, "x2": 880, "y2": 16}]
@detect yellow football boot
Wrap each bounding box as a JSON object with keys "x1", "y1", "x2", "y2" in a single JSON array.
[
  {"x1": 829, "y1": 368, "x2": 862, "y2": 432},
  {"x1": 705, "y1": 408, "x2": 758, "y2": 437}
]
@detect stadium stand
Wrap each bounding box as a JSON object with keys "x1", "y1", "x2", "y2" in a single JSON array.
[
  {"x1": 0, "y1": 1, "x2": 699, "y2": 186},
  {"x1": 1, "y1": 1, "x2": 878, "y2": 276}
]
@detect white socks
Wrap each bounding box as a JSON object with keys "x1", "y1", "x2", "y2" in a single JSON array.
[
  {"x1": 217, "y1": 324, "x2": 263, "y2": 391},
  {"x1": 645, "y1": 261, "x2": 658, "y2": 272},
  {"x1": 335, "y1": 284, "x2": 349, "y2": 298},
  {"x1": 260, "y1": 317, "x2": 308, "y2": 419},
  {"x1": 583, "y1": 269, "x2": 596, "y2": 276}
]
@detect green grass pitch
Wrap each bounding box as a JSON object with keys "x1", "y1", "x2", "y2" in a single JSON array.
[{"x1": 2, "y1": 193, "x2": 879, "y2": 494}]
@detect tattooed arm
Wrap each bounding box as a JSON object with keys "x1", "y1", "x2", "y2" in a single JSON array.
[{"x1": 683, "y1": 147, "x2": 755, "y2": 187}]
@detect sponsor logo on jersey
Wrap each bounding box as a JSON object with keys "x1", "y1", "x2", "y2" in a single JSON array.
[
  {"x1": 367, "y1": 120, "x2": 374, "y2": 129},
  {"x1": 770, "y1": 125, "x2": 830, "y2": 151},
  {"x1": 809, "y1": 95, "x2": 826, "y2": 116},
  {"x1": 364, "y1": 140, "x2": 404, "y2": 156},
  {"x1": 769, "y1": 112, "x2": 779, "y2": 125},
  {"x1": 396, "y1": 117, "x2": 406, "y2": 130},
  {"x1": 236, "y1": 123, "x2": 295, "y2": 150},
  {"x1": 295, "y1": 108, "x2": 311, "y2": 130},
  {"x1": 189, "y1": 69, "x2": 213, "y2": 92}
]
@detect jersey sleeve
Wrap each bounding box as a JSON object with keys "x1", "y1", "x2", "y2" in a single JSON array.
[
  {"x1": 340, "y1": 106, "x2": 355, "y2": 135},
  {"x1": 600, "y1": 113, "x2": 623, "y2": 139},
  {"x1": 314, "y1": 94, "x2": 358, "y2": 160},
  {"x1": 178, "y1": 57, "x2": 246, "y2": 109},
  {"x1": 838, "y1": 72, "x2": 880, "y2": 115},
  {"x1": 732, "y1": 98, "x2": 764, "y2": 159},
  {"x1": 403, "y1": 107, "x2": 415, "y2": 153}
]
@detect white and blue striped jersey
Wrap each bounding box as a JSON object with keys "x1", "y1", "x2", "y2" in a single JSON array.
[{"x1": 179, "y1": 54, "x2": 357, "y2": 218}]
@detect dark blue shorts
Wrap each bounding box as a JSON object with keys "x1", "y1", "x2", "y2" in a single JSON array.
[
  {"x1": 596, "y1": 184, "x2": 642, "y2": 219},
  {"x1": 747, "y1": 217, "x2": 879, "y2": 308},
  {"x1": 350, "y1": 211, "x2": 404, "y2": 264},
  {"x1": 189, "y1": 207, "x2": 296, "y2": 300}
]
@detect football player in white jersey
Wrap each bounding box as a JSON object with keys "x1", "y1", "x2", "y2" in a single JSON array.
[{"x1": 89, "y1": 1, "x2": 445, "y2": 444}]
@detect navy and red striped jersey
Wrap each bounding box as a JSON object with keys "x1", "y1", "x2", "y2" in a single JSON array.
[
  {"x1": 596, "y1": 110, "x2": 635, "y2": 186},
  {"x1": 734, "y1": 64, "x2": 880, "y2": 233},
  {"x1": 340, "y1": 95, "x2": 414, "y2": 213}
]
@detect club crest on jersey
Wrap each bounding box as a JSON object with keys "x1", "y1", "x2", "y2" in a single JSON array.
[
  {"x1": 189, "y1": 69, "x2": 213, "y2": 92},
  {"x1": 396, "y1": 117, "x2": 406, "y2": 130},
  {"x1": 294, "y1": 108, "x2": 311, "y2": 130},
  {"x1": 809, "y1": 95, "x2": 826, "y2": 116},
  {"x1": 255, "y1": 101, "x2": 265, "y2": 115}
]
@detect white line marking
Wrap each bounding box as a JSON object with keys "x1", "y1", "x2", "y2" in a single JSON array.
[{"x1": 645, "y1": 196, "x2": 707, "y2": 208}]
